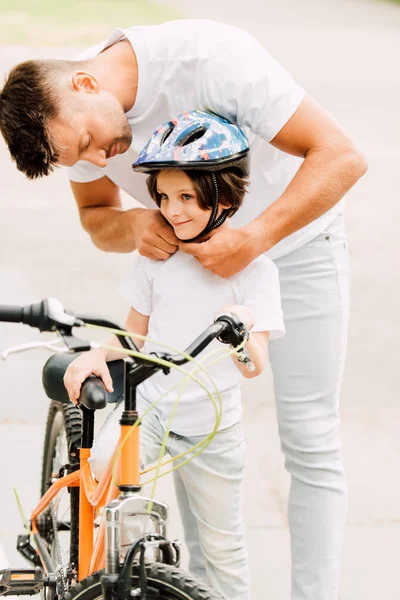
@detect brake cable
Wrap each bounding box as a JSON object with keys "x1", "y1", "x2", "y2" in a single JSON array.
[{"x1": 84, "y1": 323, "x2": 246, "y2": 509}]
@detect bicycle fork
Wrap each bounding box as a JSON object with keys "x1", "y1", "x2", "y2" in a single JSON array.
[{"x1": 101, "y1": 493, "x2": 181, "y2": 600}]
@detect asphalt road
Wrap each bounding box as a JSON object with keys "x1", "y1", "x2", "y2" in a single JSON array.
[{"x1": 0, "y1": 1, "x2": 399, "y2": 597}]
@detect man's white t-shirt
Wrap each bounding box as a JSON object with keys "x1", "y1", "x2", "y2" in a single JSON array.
[
  {"x1": 119, "y1": 251, "x2": 285, "y2": 436},
  {"x1": 68, "y1": 20, "x2": 344, "y2": 260}
]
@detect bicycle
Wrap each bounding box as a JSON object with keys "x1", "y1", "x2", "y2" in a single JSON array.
[{"x1": 0, "y1": 298, "x2": 251, "y2": 600}]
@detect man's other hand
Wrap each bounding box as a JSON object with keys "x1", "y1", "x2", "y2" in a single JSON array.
[{"x1": 179, "y1": 227, "x2": 260, "y2": 278}]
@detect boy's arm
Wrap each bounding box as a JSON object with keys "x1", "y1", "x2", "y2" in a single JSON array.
[
  {"x1": 234, "y1": 330, "x2": 269, "y2": 379},
  {"x1": 64, "y1": 307, "x2": 149, "y2": 403},
  {"x1": 220, "y1": 305, "x2": 270, "y2": 379},
  {"x1": 96, "y1": 306, "x2": 150, "y2": 360}
]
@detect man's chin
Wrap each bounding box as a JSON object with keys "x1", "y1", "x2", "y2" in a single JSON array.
[{"x1": 118, "y1": 139, "x2": 131, "y2": 154}]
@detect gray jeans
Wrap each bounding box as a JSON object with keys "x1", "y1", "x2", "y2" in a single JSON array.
[
  {"x1": 176, "y1": 215, "x2": 350, "y2": 600},
  {"x1": 91, "y1": 404, "x2": 249, "y2": 599}
]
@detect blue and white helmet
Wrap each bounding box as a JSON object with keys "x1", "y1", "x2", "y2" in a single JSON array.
[{"x1": 132, "y1": 110, "x2": 249, "y2": 174}]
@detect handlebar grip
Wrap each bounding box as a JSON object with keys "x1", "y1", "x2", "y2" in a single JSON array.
[
  {"x1": 0, "y1": 302, "x2": 47, "y2": 328},
  {"x1": 79, "y1": 376, "x2": 108, "y2": 411},
  {"x1": 0, "y1": 305, "x2": 23, "y2": 323},
  {"x1": 0, "y1": 300, "x2": 73, "y2": 332}
]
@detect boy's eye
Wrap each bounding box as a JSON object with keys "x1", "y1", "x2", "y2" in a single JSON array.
[
  {"x1": 182, "y1": 194, "x2": 193, "y2": 200},
  {"x1": 159, "y1": 193, "x2": 168, "y2": 201}
]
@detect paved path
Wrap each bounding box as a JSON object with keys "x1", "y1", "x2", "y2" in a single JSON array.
[{"x1": 1, "y1": 1, "x2": 400, "y2": 597}]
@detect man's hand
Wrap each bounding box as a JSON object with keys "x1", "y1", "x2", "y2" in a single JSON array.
[
  {"x1": 71, "y1": 178, "x2": 180, "y2": 254},
  {"x1": 133, "y1": 209, "x2": 179, "y2": 260},
  {"x1": 179, "y1": 226, "x2": 261, "y2": 278}
]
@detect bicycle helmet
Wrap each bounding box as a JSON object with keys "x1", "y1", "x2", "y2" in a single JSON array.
[{"x1": 132, "y1": 110, "x2": 249, "y2": 240}]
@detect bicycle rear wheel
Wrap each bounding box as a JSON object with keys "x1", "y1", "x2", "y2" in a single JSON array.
[
  {"x1": 39, "y1": 400, "x2": 82, "y2": 577},
  {"x1": 65, "y1": 564, "x2": 223, "y2": 600}
]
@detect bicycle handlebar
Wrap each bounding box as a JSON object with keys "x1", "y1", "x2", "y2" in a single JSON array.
[
  {"x1": 0, "y1": 298, "x2": 77, "y2": 332},
  {"x1": 0, "y1": 305, "x2": 23, "y2": 323},
  {"x1": 0, "y1": 298, "x2": 250, "y2": 369}
]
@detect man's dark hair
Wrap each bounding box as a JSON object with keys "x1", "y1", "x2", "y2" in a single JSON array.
[
  {"x1": 146, "y1": 167, "x2": 249, "y2": 217},
  {"x1": 0, "y1": 59, "x2": 72, "y2": 179}
]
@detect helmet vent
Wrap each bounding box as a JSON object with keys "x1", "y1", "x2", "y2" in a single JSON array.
[
  {"x1": 160, "y1": 124, "x2": 175, "y2": 145},
  {"x1": 178, "y1": 126, "x2": 207, "y2": 147}
]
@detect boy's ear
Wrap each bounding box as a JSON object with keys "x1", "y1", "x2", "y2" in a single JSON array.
[{"x1": 219, "y1": 195, "x2": 232, "y2": 210}]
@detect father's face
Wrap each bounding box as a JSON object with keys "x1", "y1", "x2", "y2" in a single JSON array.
[{"x1": 49, "y1": 71, "x2": 132, "y2": 168}]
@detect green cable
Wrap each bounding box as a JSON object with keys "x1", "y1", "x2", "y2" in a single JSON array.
[
  {"x1": 84, "y1": 323, "x2": 246, "y2": 505},
  {"x1": 105, "y1": 342, "x2": 243, "y2": 487},
  {"x1": 140, "y1": 348, "x2": 240, "y2": 484},
  {"x1": 147, "y1": 378, "x2": 189, "y2": 512},
  {"x1": 104, "y1": 343, "x2": 241, "y2": 489},
  {"x1": 100, "y1": 344, "x2": 222, "y2": 488},
  {"x1": 13, "y1": 486, "x2": 31, "y2": 537},
  {"x1": 107, "y1": 340, "x2": 243, "y2": 481},
  {"x1": 144, "y1": 345, "x2": 236, "y2": 508}
]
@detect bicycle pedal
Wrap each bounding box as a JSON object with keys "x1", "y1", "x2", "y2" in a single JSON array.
[{"x1": 0, "y1": 568, "x2": 44, "y2": 596}]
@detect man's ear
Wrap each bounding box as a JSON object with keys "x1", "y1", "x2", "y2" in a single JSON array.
[{"x1": 71, "y1": 71, "x2": 100, "y2": 94}]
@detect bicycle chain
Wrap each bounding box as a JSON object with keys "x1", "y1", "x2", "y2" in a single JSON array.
[{"x1": 50, "y1": 501, "x2": 67, "y2": 599}]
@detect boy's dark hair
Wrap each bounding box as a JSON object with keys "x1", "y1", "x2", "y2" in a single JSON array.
[
  {"x1": 146, "y1": 167, "x2": 249, "y2": 217},
  {"x1": 0, "y1": 59, "x2": 71, "y2": 179}
]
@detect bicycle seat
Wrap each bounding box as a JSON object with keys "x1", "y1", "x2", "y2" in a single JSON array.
[{"x1": 42, "y1": 354, "x2": 125, "y2": 409}]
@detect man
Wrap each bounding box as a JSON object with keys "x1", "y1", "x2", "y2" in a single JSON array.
[{"x1": 0, "y1": 20, "x2": 367, "y2": 600}]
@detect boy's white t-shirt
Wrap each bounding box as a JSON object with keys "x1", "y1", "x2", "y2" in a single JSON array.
[
  {"x1": 68, "y1": 20, "x2": 344, "y2": 260},
  {"x1": 119, "y1": 251, "x2": 285, "y2": 436}
]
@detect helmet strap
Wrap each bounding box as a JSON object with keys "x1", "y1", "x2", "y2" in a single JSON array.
[{"x1": 184, "y1": 172, "x2": 229, "y2": 243}]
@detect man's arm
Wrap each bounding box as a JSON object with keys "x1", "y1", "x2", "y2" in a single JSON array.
[
  {"x1": 71, "y1": 176, "x2": 179, "y2": 258},
  {"x1": 180, "y1": 95, "x2": 368, "y2": 277},
  {"x1": 248, "y1": 95, "x2": 368, "y2": 250}
]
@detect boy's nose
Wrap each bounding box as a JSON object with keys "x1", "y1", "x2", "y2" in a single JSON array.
[{"x1": 165, "y1": 198, "x2": 182, "y2": 218}]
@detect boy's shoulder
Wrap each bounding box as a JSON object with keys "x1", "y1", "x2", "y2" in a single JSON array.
[
  {"x1": 132, "y1": 250, "x2": 197, "y2": 278},
  {"x1": 132, "y1": 253, "x2": 164, "y2": 275},
  {"x1": 132, "y1": 251, "x2": 277, "y2": 287},
  {"x1": 234, "y1": 254, "x2": 278, "y2": 283}
]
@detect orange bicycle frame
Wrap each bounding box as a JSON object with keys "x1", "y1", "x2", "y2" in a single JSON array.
[{"x1": 30, "y1": 419, "x2": 141, "y2": 581}]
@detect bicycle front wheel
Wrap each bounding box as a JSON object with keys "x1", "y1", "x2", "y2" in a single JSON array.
[
  {"x1": 65, "y1": 565, "x2": 223, "y2": 600},
  {"x1": 40, "y1": 400, "x2": 82, "y2": 573}
]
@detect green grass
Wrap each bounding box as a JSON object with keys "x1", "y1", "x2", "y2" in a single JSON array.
[{"x1": 0, "y1": 0, "x2": 181, "y2": 45}]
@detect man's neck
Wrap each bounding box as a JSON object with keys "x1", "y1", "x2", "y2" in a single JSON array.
[{"x1": 90, "y1": 39, "x2": 138, "y2": 112}]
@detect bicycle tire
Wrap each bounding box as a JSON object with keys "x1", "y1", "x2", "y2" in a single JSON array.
[
  {"x1": 65, "y1": 565, "x2": 223, "y2": 600},
  {"x1": 40, "y1": 400, "x2": 82, "y2": 571}
]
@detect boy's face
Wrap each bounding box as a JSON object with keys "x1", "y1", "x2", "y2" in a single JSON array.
[{"x1": 157, "y1": 170, "x2": 213, "y2": 240}]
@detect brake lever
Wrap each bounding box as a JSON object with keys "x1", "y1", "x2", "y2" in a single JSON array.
[
  {"x1": 1, "y1": 339, "x2": 69, "y2": 360},
  {"x1": 1, "y1": 336, "x2": 102, "y2": 360},
  {"x1": 214, "y1": 312, "x2": 255, "y2": 372},
  {"x1": 234, "y1": 347, "x2": 256, "y2": 372}
]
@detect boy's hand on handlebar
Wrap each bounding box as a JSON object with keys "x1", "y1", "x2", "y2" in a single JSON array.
[
  {"x1": 133, "y1": 209, "x2": 179, "y2": 260},
  {"x1": 63, "y1": 351, "x2": 114, "y2": 405}
]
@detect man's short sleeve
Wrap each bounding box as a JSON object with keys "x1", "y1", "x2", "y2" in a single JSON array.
[
  {"x1": 118, "y1": 255, "x2": 154, "y2": 316},
  {"x1": 241, "y1": 256, "x2": 285, "y2": 340},
  {"x1": 68, "y1": 160, "x2": 105, "y2": 183},
  {"x1": 202, "y1": 24, "x2": 305, "y2": 142}
]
